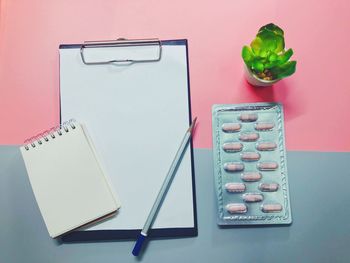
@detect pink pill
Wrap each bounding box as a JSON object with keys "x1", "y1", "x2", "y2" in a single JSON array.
[
  {"x1": 255, "y1": 122, "x2": 275, "y2": 131},
  {"x1": 241, "y1": 152, "x2": 261, "y2": 161},
  {"x1": 222, "y1": 142, "x2": 243, "y2": 152},
  {"x1": 225, "y1": 183, "x2": 246, "y2": 193},
  {"x1": 224, "y1": 162, "x2": 245, "y2": 172},
  {"x1": 257, "y1": 162, "x2": 279, "y2": 171},
  {"x1": 239, "y1": 133, "x2": 259, "y2": 142},
  {"x1": 239, "y1": 113, "x2": 258, "y2": 122},
  {"x1": 261, "y1": 203, "x2": 283, "y2": 213},
  {"x1": 256, "y1": 142, "x2": 277, "y2": 151},
  {"x1": 222, "y1": 123, "x2": 241, "y2": 133},
  {"x1": 243, "y1": 193, "x2": 264, "y2": 202},
  {"x1": 226, "y1": 203, "x2": 247, "y2": 214},
  {"x1": 259, "y1": 183, "x2": 279, "y2": 192},
  {"x1": 241, "y1": 172, "x2": 262, "y2": 182}
]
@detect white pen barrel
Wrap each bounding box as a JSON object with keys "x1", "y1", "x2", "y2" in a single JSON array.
[{"x1": 141, "y1": 131, "x2": 191, "y2": 234}]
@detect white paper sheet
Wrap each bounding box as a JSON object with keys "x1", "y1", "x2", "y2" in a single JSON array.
[{"x1": 59, "y1": 42, "x2": 195, "y2": 231}]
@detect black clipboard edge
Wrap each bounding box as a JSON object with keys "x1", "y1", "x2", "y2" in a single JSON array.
[{"x1": 62, "y1": 227, "x2": 197, "y2": 242}]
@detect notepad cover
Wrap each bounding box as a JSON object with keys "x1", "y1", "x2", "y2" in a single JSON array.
[{"x1": 20, "y1": 123, "x2": 120, "y2": 238}]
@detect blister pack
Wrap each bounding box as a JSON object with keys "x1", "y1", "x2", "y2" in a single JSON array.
[{"x1": 212, "y1": 103, "x2": 292, "y2": 225}]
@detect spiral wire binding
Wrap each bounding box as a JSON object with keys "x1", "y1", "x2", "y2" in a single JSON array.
[{"x1": 23, "y1": 119, "x2": 76, "y2": 151}]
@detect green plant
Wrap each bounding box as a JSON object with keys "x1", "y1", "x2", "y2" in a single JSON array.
[{"x1": 242, "y1": 23, "x2": 296, "y2": 81}]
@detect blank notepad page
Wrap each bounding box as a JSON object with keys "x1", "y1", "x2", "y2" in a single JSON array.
[{"x1": 20, "y1": 123, "x2": 120, "y2": 238}]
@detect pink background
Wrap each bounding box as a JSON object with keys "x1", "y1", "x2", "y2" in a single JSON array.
[{"x1": 0, "y1": 0, "x2": 349, "y2": 151}]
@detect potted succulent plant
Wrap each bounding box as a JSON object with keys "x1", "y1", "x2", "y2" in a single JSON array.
[{"x1": 242, "y1": 23, "x2": 296, "y2": 87}]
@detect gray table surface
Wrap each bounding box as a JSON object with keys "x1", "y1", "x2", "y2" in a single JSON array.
[{"x1": 1, "y1": 146, "x2": 349, "y2": 263}]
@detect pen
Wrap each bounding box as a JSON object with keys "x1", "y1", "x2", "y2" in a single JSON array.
[{"x1": 132, "y1": 117, "x2": 197, "y2": 256}]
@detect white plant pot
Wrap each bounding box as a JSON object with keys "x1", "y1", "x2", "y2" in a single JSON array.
[{"x1": 244, "y1": 66, "x2": 279, "y2": 87}]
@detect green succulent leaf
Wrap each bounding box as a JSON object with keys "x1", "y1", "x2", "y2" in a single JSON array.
[
  {"x1": 268, "y1": 52, "x2": 278, "y2": 62},
  {"x1": 263, "y1": 52, "x2": 279, "y2": 69},
  {"x1": 277, "y1": 48, "x2": 293, "y2": 64},
  {"x1": 258, "y1": 23, "x2": 284, "y2": 37},
  {"x1": 242, "y1": 46, "x2": 254, "y2": 63},
  {"x1": 256, "y1": 30, "x2": 277, "y2": 52},
  {"x1": 264, "y1": 60, "x2": 279, "y2": 70},
  {"x1": 251, "y1": 59, "x2": 264, "y2": 72},
  {"x1": 270, "y1": 61, "x2": 297, "y2": 80},
  {"x1": 250, "y1": 37, "x2": 262, "y2": 55},
  {"x1": 257, "y1": 29, "x2": 285, "y2": 53},
  {"x1": 258, "y1": 48, "x2": 269, "y2": 58}
]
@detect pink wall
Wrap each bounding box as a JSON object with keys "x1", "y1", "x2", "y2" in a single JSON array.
[{"x1": 1, "y1": 0, "x2": 350, "y2": 151}]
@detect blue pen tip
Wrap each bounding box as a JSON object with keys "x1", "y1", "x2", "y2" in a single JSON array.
[{"x1": 132, "y1": 233, "x2": 147, "y2": 256}]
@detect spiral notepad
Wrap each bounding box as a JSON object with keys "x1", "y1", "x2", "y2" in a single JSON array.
[{"x1": 20, "y1": 120, "x2": 120, "y2": 238}]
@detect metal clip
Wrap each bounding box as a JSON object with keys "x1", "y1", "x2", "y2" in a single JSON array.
[{"x1": 80, "y1": 38, "x2": 162, "y2": 65}]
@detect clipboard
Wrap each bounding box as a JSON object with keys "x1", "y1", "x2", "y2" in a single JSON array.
[{"x1": 59, "y1": 39, "x2": 197, "y2": 241}]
